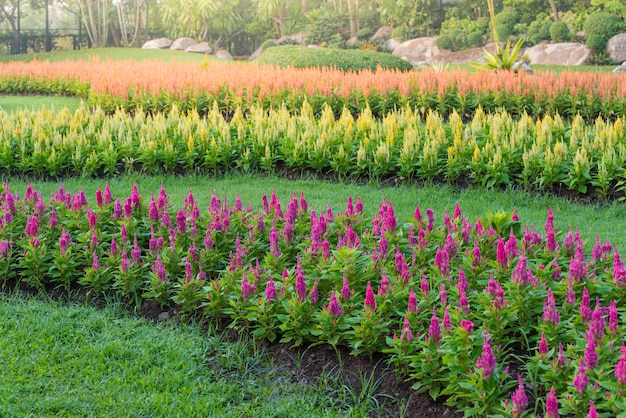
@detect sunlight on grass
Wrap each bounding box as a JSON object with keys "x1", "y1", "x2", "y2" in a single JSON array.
[{"x1": 0, "y1": 95, "x2": 83, "y2": 113}]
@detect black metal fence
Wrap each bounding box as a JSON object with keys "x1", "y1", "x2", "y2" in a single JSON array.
[{"x1": 0, "y1": 30, "x2": 91, "y2": 54}]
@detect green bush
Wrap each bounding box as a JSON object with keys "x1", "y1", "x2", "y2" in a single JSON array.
[
  {"x1": 256, "y1": 45, "x2": 414, "y2": 72},
  {"x1": 549, "y1": 21, "x2": 570, "y2": 42},
  {"x1": 391, "y1": 25, "x2": 414, "y2": 42},
  {"x1": 527, "y1": 19, "x2": 551, "y2": 45},
  {"x1": 496, "y1": 23, "x2": 512, "y2": 41},
  {"x1": 435, "y1": 34, "x2": 454, "y2": 50},
  {"x1": 467, "y1": 31, "x2": 484, "y2": 47},
  {"x1": 583, "y1": 10, "x2": 622, "y2": 55},
  {"x1": 357, "y1": 27, "x2": 374, "y2": 39}
]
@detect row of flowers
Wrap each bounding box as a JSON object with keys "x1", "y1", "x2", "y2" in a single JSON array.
[
  {"x1": 1, "y1": 59, "x2": 625, "y2": 120},
  {"x1": 3, "y1": 104, "x2": 626, "y2": 198},
  {"x1": 1, "y1": 181, "x2": 625, "y2": 416}
]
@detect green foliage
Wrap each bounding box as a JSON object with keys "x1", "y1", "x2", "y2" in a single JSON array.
[
  {"x1": 391, "y1": 25, "x2": 415, "y2": 42},
  {"x1": 475, "y1": 38, "x2": 527, "y2": 71},
  {"x1": 549, "y1": 21, "x2": 571, "y2": 42},
  {"x1": 527, "y1": 16, "x2": 552, "y2": 45},
  {"x1": 467, "y1": 31, "x2": 484, "y2": 47},
  {"x1": 357, "y1": 27, "x2": 374, "y2": 39},
  {"x1": 438, "y1": 17, "x2": 486, "y2": 50},
  {"x1": 435, "y1": 34, "x2": 454, "y2": 50},
  {"x1": 261, "y1": 39, "x2": 277, "y2": 49},
  {"x1": 256, "y1": 45, "x2": 414, "y2": 72},
  {"x1": 305, "y1": 7, "x2": 350, "y2": 45},
  {"x1": 583, "y1": 12, "x2": 623, "y2": 53}
]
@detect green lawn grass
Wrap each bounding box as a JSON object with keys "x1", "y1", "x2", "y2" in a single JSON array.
[
  {"x1": 0, "y1": 95, "x2": 83, "y2": 113},
  {"x1": 0, "y1": 292, "x2": 375, "y2": 417},
  {"x1": 12, "y1": 173, "x2": 626, "y2": 251},
  {"x1": 0, "y1": 47, "x2": 217, "y2": 63}
]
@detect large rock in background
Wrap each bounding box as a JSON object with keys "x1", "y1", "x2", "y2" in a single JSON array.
[
  {"x1": 370, "y1": 26, "x2": 393, "y2": 42},
  {"x1": 524, "y1": 42, "x2": 590, "y2": 65},
  {"x1": 276, "y1": 32, "x2": 308, "y2": 45},
  {"x1": 392, "y1": 37, "x2": 440, "y2": 63},
  {"x1": 384, "y1": 39, "x2": 401, "y2": 52},
  {"x1": 170, "y1": 37, "x2": 197, "y2": 50},
  {"x1": 142, "y1": 38, "x2": 172, "y2": 49},
  {"x1": 185, "y1": 42, "x2": 213, "y2": 54},
  {"x1": 607, "y1": 33, "x2": 626, "y2": 64},
  {"x1": 248, "y1": 46, "x2": 265, "y2": 60},
  {"x1": 215, "y1": 50, "x2": 233, "y2": 60}
]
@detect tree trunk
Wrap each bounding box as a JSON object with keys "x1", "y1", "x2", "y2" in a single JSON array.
[{"x1": 549, "y1": 0, "x2": 559, "y2": 22}]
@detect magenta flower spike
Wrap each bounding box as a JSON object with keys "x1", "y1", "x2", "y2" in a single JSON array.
[
  {"x1": 505, "y1": 228, "x2": 519, "y2": 259},
  {"x1": 443, "y1": 307, "x2": 452, "y2": 332},
  {"x1": 584, "y1": 337, "x2": 598, "y2": 370},
  {"x1": 542, "y1": 288, "x2": 560, "y2": 326},
  {"x1": 131, "y1": 234, "x2": 141, "y2": 265},
  {"x1": 609, "y1": 300, "x2": 619, "y2": 335},
  {"x1": 589, "y1": 299, "x2": 605, "y2": 344},
  {"x1": 439, "y1": 283, "x2": 447, "y2": 307},
  {"x1": 103, "y1": 182, "x2": 112, "y2": 205},
  {"x1": 265, "y1": 277, "x2": 277, "y2": 301},
  {"x1": 299, "y1": 192, "x2": 308, "y2": 214},
  {"x1": 592, "y1": 234, "x2": 602, "y2": 262},
  {"x1": 453, "y1": 202, "x2": 462, "y2": 220},
  {"x1": 426, "y1": 208, "x2": 434, "y2": 232},
  {"x1": 96, "y1": 189, "x2": 103, "y2": 207},
  {"x1": 413, "y1": 205, "x2": 423, "y2": 224},
  {"x1": 91, "y1": 251, "x2": 100, "y2": 270},
  {"x1": 185, "y1": 257, "x2": 193, "y2": 283},
  {"x1": 587, "y1": 400, "x2": 598, "y2": 418},
  {"x1": 511, "y1": 208, "x2": 519, "y2": 221},
  {"x1": 613, "y1": 249, "x2": 626, "y2": 285},
  {"x1": 59, "y1": 229, "x2": 70, "y2": 255},
  {"x1": 176, "y1": 209, "x2": 187, "y2": 234},
  {"x1": 420, "y1": 274, "x2": 430, "y2": 296},
  {"x1": 573, "y1": 357, "x2": 588, "y2": 396},
  {"x1": 364, "y1": 281, "x2": 377, "y2": 313},
  {"x1": 121, "y1": 250, "x2": 130, "y2": 273},
  {"x1": 326, "y1": 290, "x2": 344, "y2": 316},
  {"x1": 355, "y1": 196, "x2": 363, "y2": 214},
  {"x1": 476, "y1": 332, "x2": 496, "y2": 380},
  {"x1": 496, "y1": 237, "x2": 507, "y2": 269},
  {"x1": 407, "y1": 288, "x2": 418, "y2": 314},
  {"x1": 149, "y1": 196, "x2": 159, "y2": 221},
  {"x1": 400, "y1": 317, "x2": 413, "y2": 342},
  {"x1": 130, "y1": 182, "x2": 140, "y2": 209},
  {"x1": 48, "y1": 207, "x2": 58, "y2": 228},
  {"x1": 295, "y1": 258, "x2": 306, "y2": 302},
  {"x1": 615, "y1": 342, "x2": 626, "y2": 384},
  {"x1": 580, "y1": 287, "x2": 591, "y2": 322},
  {"x1": 556, "y1": 342, "x2": 566, "y2": 368},
  {"x1": 341, "y1": 275, "x2": 351, "y2": 301},
  {"x1": 538, "y1": 332, "x2": 549, "y2": 356},
  {"x1": 428, "y1": 307, "x2": 441, "y2": 344},
  {"x1": 461, "y1": 319, "x2": 474, "y2": 335},
  {"x1": 511, "y1": 374, "x2": 527, "y2": 416},
  {"x1": 346, "y1": 196, "x2": 354, "y2": 217},
  {"x1": 309, "y1": 278, "x2": 319, "y2": 304},
  {"x1": 443, "y1": 210, "x2": 452, "y2": 231},
  {"x1": 283, "y1": 221, "x2": 294, "y2": 244},
  {"x1": 110, "y1": 236, "x2": 118, "y2": 256},
  {"x1": 545, "y1": 386, "x2": 559, "y2": 418},
  {"x1": 378, "y1": 272, "x2": 390, "y2": 297},
  {"x1": 269, "y1": 227, "x2": 280, "y2": 258}
]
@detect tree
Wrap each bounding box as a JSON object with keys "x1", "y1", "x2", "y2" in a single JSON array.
[
  {"x1": 0, "y1": 0, "x2": 45, "y2": 53},
  {"x1": 75, "y1": 0, "x2": 109, "y2": 47}
]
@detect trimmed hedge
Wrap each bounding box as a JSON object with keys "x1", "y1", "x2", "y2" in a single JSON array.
[{"x1": 256, "y1": 45, "x2": 414, "y2": 72}]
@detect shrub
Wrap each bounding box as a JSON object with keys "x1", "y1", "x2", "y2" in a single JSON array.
[
  {"x1": 467, "y1": 31, "x2": 484, "y2": 47},
  {"x1": 496, "y1": 23, "x2": 512, "y2": 41},
  {"x1": 549, "y1": 21, "x2": 570, "y2": 42},
  {"x1": 527, "y1": 20, "x2": 551, "y2": 45},
  {"x1": 357, "y1": 27, "x2": 374, "y2": 39},
  {"x1": 436, "y1": 34, "x2": 454, "y2": 50},
  {"x1": 391, "y1": 26, "x2": 414, "y2": 42},
  {"x1": 583, "y1": 11, "x2": 621, "y2": 55},
  {"x1": 256, "y1": 45, "x2": 414, "y2": 72}
]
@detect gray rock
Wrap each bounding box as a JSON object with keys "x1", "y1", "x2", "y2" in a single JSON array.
[
  {"x1": 276, "y1": 32, "x2": 308, "y2": 45},
  {"x1": 612, "y1": 65, "x2": 626, "y2": 73},
  {"x1": 512, "y1": 59, "x2": 534, "y2": 74},
  {"x1": 215, "y1": 49, "x2": 233, "y2": 60},
  {"x1": 346, "y1": 36, "x2": 358, "y2": 46},
  {"x1": 607, "y1": 33, "x2": 626, "y2": 64},
  {"x1": 392, "y1": 37, "x2": 440, "y2": 63},
  {"x1": 370, "y1": 26, "x2": 393, "y2": 42},
  {"x1": 384, "y1": 39, "x2": 401, "y2": 52},
  {"x1": 524, "y1": 42, "x2": 590, "y2": 66},
  {"x1": 170, "y1": 37, "x2": 197, "y2": 50},
  {"x1": 185, "y1": 42, "x2": 212, "y2": 54},
  {"x1": 248, "y1": 46, "x2": 264, "y2": 60},
  {"x1": 142, "y1": 38, "x2": 172, "y2": 49}
]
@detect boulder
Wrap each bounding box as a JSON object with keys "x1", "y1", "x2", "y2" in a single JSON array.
[
  {"x1": 215, "y1": 50, "x2": 233, "y2": 60},
  {"x1": 370, "y1": 26, "x2": 393, "y2": 42},
  {"x1": 185, "y1": 42, "x2": 212, "y2": 54},
  {"x1": 607, "y1": 33, "x2": 626, "y2": 64},
  {"x1": 142, "y1": 38, "x2": 172, "y2": 49},
  {"x1": 276, "y1": 32, "x2": 308, "y2": 45},
  {"x1": 170, "y1": 37, "x2": 197, "y2": 50},
  {"x1": 392, "y1": 37, "x2": 440, "y2": 63},
  {"x1": 248, "y1": 46, "x2": 264, "y2": 60},
  {"x1": 346, "y1": 36, "x2": 359, "y2": 46},
  {"x1": 612, "y1": 65, "x2": 626, "y2": 73},
  {"x1": 524, "y1": 42, "x2": 590, "y2": 66},
  {"x1": 384, "y1": 39, "x2": 401, "y2": 52}
]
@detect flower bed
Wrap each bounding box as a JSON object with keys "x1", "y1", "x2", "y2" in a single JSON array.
[
  {"x1": 1, "y1": 58, "x2": 625, "y2": 120},
  {"x1": 1, "y1": 181, "x2": 624, "y2": 416}
]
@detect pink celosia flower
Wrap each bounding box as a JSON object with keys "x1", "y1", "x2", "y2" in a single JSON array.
[
  {"x1": 364, "y1": 281, "x2": 376, "y2": 313},
  {"x1": 400, "y1": 317, "x2": 413, "y2": 342},
  {"x1": 425, "y1": 209, "x2": 434, "y2": 232},
  {"x1": 91, "y1": 251, "x2": 100, "y2": 270},
  {"x1": 580, "y1": 287, "x2": 591, "y2": 322},
  {"x1": 59, "y1": 229, "x2": 70, "y2": 255},
  {"x1": 538, "y1": 332, "x2": 549, "y2": 356},
  {"x1": 542, "y1": 288, "x2": 560, "y2": 326},
  {"x1": 325, "y1": 290, "x2": 344, "y2": 317},
  {"x1": 110, "y1": 236, "x2": 117, "y2": 256},
  {"x1": 496, "y1": 237, "x2": 507, "y2": 269},
  {"x1": 609, "y1": 300, "x2": 619, "y2": 335},
  {"x1": 378, "y1": 273, "x2": 390, "y2": 297},
  {"x1": 573, "y1": 357, "x2": 588, "y2": 396},
  {"x1": 556, "y1": 342, "x2": 566, "y2": 368},
  {"x1": 587, "y1": 400, "x2": 598, "y2": 418},
  {"x1": 407, "y1": 288, "x2": 418, "y2": 314},
  {"x1": 476, "y1": 332, "x2": 496, "y2": 379},
  {"x1": 585, "y1": 337, "x2": 598, "y2": 370},
  {"x1": 420, "y1": 274, "x2": 430, "y2": 296},
  {"x1": 103, "y1": 182, "x2": 112, "y2": 205},
  {"x1": 505, "y1": 228, "x2": 518, "y2": 260},
  {"x1": 131, "y1": 234, "x2": 141, "y2": 264},
  {"x1": 269, "y1": 227, "x2": 280, "y2": 258},
  {"x1": 121, "y1": 250, "x2": 130, "y2": 273},
  {"x1": 443, "y1": 307, "x2": 452, "y2": 332},
  {"x1": 48, "y1": 207, "x2": 58, "y2": 228},
  {"x1": 341, "y1": 274, "x2": 351, "y2": 301},
  {"x1": 511, "y1": 374, "x2": 527, "y2": 416},
  {"x1": 614, "y1": 342, "x2": 626, "y2": 384},
  {"x1": 309, "y1": 278, "x2": 319, "y2": 304},
  {"x1": 545, "y1": 386, "x2": 559, "y2": 418},
  {"x1": 461, "y1": 319, "x2": 474, "y2": 334},
  {"x1": 295, "y1": 258, "x2": 306, "y2": 302},
  {"x1": 428, "y1": 307, "x2": 441, "y2": 344},
  {"x1": 439, "y1": 283, "x2": 447, "y2": 307}
]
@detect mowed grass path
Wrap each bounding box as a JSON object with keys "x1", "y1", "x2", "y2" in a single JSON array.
[{"x1": 0, "y1": 292, "x2": 356, "y2": 417}]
